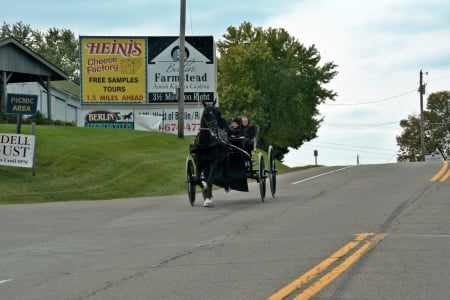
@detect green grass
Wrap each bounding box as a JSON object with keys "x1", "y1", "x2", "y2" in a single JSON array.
[{"x1": 0, "y1": 124, "x2": 293, "y2": 204}]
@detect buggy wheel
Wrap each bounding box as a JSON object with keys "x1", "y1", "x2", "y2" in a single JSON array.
[
  {"x1": 186, "y1": 157, "x2": 196, "y2": 206},
  {"x1": 268, "y1": 146, "x2": 277, "y2": 198},
  {"x1": 258, "y1": 153, "x2": 266, "y2": 201}
]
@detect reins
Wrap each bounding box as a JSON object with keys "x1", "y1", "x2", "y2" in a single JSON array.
[{"x1": 201, "y1": 127, "x2": 252, "y2": 161}]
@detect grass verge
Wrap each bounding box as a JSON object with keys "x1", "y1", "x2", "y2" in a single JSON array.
[{"x1": 1, "y1": 124, "x2": 294, "y2": 204}]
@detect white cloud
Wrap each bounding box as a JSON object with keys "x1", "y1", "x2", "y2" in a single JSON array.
[{"x1": 268, "y1": 0, "x2": 450, "y2": 166}]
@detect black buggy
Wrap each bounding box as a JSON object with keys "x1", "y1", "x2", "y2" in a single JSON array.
[{"x1": 185, "y1": 103, "x2": 277, "y2": 206}]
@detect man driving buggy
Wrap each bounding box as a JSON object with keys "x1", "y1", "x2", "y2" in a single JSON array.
[{"x1": 240, "y1": 116, "x2": 257, "y2": 154}]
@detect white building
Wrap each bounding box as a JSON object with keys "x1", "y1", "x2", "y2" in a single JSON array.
[
  {"x1": 1, "y1": 36, "x2": 80, "y2": 123},
  {"x1": 7, "y1": 81, "x2": 80, "y2": 124}
]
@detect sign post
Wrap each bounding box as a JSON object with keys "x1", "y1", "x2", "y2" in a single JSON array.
[{"x1": 178, "y1": 0, "x2": 186, "y2": 138}]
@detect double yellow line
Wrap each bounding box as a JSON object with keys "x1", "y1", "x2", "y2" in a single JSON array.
[
  {"x1": 430, "y1": 160, "x2": 450, "y2": 182},
  {"x1": 267, "y1": 233, "x2": 387, "y2": 300}
]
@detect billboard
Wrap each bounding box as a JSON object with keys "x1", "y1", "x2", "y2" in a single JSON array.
[
  {"x1": 80, "y1": 36, "x2": 215, "y2": 104},
  {"x1": 0, "y1": 133, "x2": 35, "y2": 168},
  {"x1": 81, "y1": 107, "x2": 202, "y2": 135},
  {"x1": 79, "y1": 36, "x2": 215, "y2": 135},
  {"x1": 147, "y1": 36, "x2": 215, "y2": 103},
  {"x1": 80, "y1": 37, "x2": 147, "y2": 104}
]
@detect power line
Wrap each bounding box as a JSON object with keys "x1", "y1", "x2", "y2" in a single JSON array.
[
  {"x1": 307, "y1": 143, "x2": 395, "y2": 156},
  {"x1": 358, "y1": 75, "x2": 417, "y2": 156},
  {"x1": 314, "y1": 141, "x2": 394, "y2": 154},
  {"x1": 324, "y1": 120, "x2": 400, "y2": 129},
  {"x1": 324, "y1": 89, "x2": 416, "y2": 106}
]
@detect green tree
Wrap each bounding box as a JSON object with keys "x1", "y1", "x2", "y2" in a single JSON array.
[
  {"x1": 1, "y1": 22, "x2": 79, "y2": 83},
  {"x1": 0, "y1": 21, "x2": 40, "y2": 48},
  {"x1": 217, "y1": 22, "x2": 338, "y2": 159},
  {"x1": 396, "y1": 114, "x2": 423, "y2": 162},
  {"x1": 425, "y1": 91, "x2": 450, "y2": 158},
  {"x1": 396, "y1": 91, "x2": 450, "y2": 161},
  {"x1": 34, "y1": 27, "x2": 80, "y2": 83}
]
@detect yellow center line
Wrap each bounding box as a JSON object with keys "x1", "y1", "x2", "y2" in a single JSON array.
[
  {"x1": 440, "y1": 169, "x2": 450, "y2": 182},
  {"x1": 430, "y1": 160, "x2": 448, "y2": 182},
  {"x1": 267, "y1": 233, "x2": 372, "y2": 300},
  {"x1": 294, "y1": 233, "x2": 387, "y2": 300}
]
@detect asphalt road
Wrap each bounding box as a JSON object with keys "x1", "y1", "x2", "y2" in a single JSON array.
[{"x1": 0, "y1": 161, "x2": 449, "y2": 300}]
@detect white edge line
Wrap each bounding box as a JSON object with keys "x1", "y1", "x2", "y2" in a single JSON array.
[
  {"x1": 291, "y1": 166, "x2": 354, "y2": 185},
  {"x1": 0, "y1": 279, "x2": 12, "y2": 284}
]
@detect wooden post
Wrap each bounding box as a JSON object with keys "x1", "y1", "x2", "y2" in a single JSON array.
[
  {"x1": 46, "y1": 76, "x2": 51, "y2": 123},
  {"x1": 32, "y1": 122, "x2": 36, "y2": 176}
]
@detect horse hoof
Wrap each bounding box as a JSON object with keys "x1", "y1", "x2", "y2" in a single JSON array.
[
  {"x1": 201, "y1": 181, "x2": 207, "y2": 189},
  {"x1": 203, "y1": 199, "x2": 214, "y2": 207},
  {"x1": 224, "y1": 186, "x2": 230, "y2": 193}
]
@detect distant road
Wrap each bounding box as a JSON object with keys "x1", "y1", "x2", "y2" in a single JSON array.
[{"x1": 1, "y1": 161, "x2": 449, "y2": 300}]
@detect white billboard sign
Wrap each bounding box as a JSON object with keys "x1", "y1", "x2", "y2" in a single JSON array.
[
  {"x1": 147, "y1": 36, "x2": 215, "y2": 103},
  {"x1": 81, "y1": 107, "x2": 203, "y2": 135},
  {"x1": 0, "y1": 134, "x2": 35, "y2": 168},
  {"x1": 136, "y1": 107, "x2": 202, "y2": 135}
]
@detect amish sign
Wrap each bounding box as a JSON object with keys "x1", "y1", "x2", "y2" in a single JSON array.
[
  {"x1": 0, "y1": 133, "x2": 36, "y2": 168},
  {"x1": 147, "y1": 36, "x2": 215, "y2": 103},
  {"x1": 6, "y1": 93, "x2": 38, "y2": 115}
]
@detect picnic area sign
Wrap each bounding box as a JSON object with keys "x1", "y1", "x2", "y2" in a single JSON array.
[{"x1": 6, "y1": 93, "x2": 38, "y2": 115}]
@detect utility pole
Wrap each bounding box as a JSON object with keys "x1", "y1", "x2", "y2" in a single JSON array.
[
  {"x1": 177, "y1": 0, "x2": 186, "y2": 138},
  {"x1": 419, "y1": 69, "x2": 426, "y2": 161}
]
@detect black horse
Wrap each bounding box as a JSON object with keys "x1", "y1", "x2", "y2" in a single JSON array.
[{"x1": 191, "y1": 101, "x2": 230, "y2": 207}]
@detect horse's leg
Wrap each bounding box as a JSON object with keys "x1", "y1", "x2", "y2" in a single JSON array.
[
  {"x1": 197, "y1": 158, "x2": 207, "y2": 190},
  {"x1": 203, "y1": 159, "x2": 217, "y2": 208},
  {"x1": 223, "y1": 152, "x2": 230, "y2": 192},
  {"x1": 201, "y1": 168, "x2": 209, "y2": 200}
]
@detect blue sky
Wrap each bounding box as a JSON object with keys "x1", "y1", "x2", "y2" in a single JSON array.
[{"x1": 3, "y1": 0, "x2": 450, "y2": 166}]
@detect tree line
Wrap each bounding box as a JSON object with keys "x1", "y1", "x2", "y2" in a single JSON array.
[{"x1": 0, "y1": 21, "x2": 79, "y2": 83}]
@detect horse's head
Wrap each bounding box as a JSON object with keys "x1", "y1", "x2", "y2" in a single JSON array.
[
  {"x1": 201, "y1": 101, "x2": 221, "y2": 132},
  {"x1": 199, "y1": 101, "x2": 229, "y2": 143}
]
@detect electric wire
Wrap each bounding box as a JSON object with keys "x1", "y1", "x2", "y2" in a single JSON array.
[
  {"x1": 317, "y1": 74, "x2": 420, "y2": 163},
  {"x1": 324, "y1": 89, "x2": 416, "y2": 106}
]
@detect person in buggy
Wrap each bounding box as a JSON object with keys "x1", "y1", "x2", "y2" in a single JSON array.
[
  {"x1": 240, "y1": 116, "x2": 257, "y2": 154},
  {"x1": 229, "y1": 117, "x2": 241, "y2": 137}
]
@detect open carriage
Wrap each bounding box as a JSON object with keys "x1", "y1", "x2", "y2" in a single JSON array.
[{"x1": 185, "y1": 102, "x2": 277, "y2": 207}]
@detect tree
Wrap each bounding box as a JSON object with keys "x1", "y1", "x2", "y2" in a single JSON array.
[
  {"x1": 425, "y1": 91, "x2": 450, "y2": 158},
  {"x1": 396, "y1": 91, "x2": 450, "y2": 161},
  {"x1": 396, "y1": 114, "x2": 423, "y2": 162},
  {"x1": 216, "y1": 22, "x2": 338, "y2": 159},
  {"x1": 1, "y1": 22, "x2": 79, "y2": 83},
  {"x1": 0, "y1": 21, "x2": 40, "y2": 49},
  {"x1": 34, "y1": 27, "x2": 80, "y2": 83}
]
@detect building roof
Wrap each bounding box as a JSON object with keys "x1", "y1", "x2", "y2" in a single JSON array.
[
  {"x1": 52, "y1": 80, "x2": 80, "y2": 97},
  {"x1": 0, "y1": 36, "x2": 68, "y2": 83}
]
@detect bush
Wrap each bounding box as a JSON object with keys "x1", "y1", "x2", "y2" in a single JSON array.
[{"x1": 27, "y1": 111, "x2": 47, "y2": 124}]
